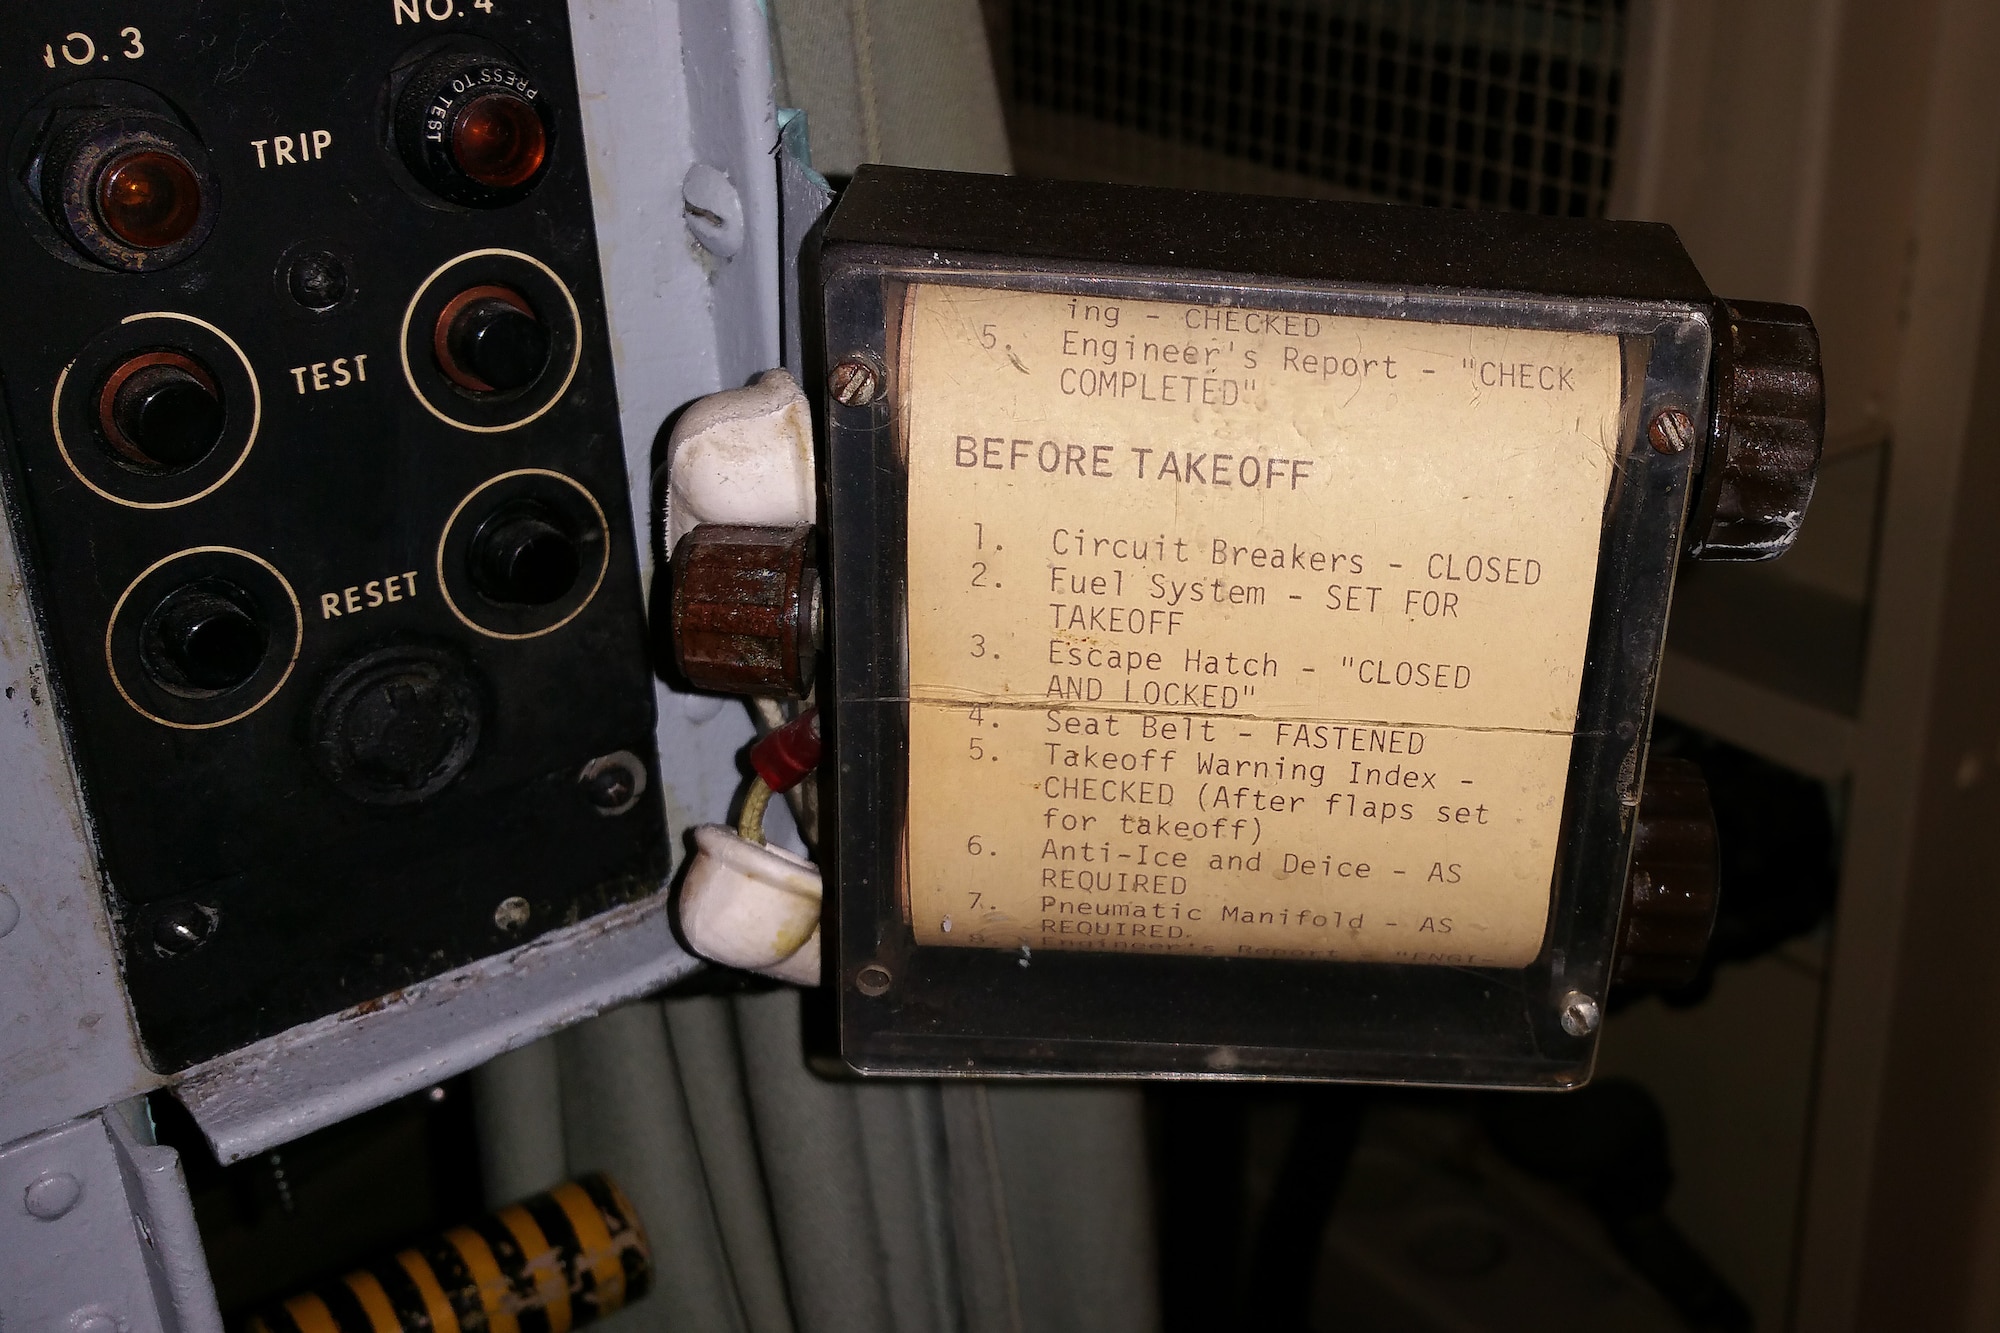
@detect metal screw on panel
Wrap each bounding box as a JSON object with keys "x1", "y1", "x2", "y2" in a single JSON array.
[
  {"x1": 578, "y1": 751, "x2": 647, "y2": 816},
  {"x1": 856, "y1": 964, "x2": 893, "y2": 997},
  {"x1": 153, "y1": 903, "x2": 211, "y2": 955},
  {"x1": 1648, "y1": 408, "x2": 1694, "y2": 455},
  {"x1": 581, "y1": 766, "x2": 633, "y2": 808},
  {"x1": 68, "y1": 1308, "x2": 120, "y2": 1333},
  {"x1": 493, "y1": 896, "x2": 532, "y2": 932},
  {"x1": 829, "y1": 354, "x2": 882, "y2": 407},
  {"x1": 0, "y1": 887, "x2": 18, "y2": 939},
  {"x1": 25, "y1": 1171, "x2": 82, "y2": 1220},
  {"x1": 287, "y1": 250, "x2": 349, "y2": 311},
  {"x1": 683, "y1": 162, "x2": 745, "y2": 260},
  {"x1": 1559, "y1": 991, "x2": 1602, "y2": 1037}
]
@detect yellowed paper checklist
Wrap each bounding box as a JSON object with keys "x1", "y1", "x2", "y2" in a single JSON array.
[{"x1": 900, "y1": 283, "x2": 1622, "y2": 966}]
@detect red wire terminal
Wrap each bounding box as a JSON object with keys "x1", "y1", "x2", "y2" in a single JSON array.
[{"x1": 750, "y1": 707, "x2": 820, "y2": 792}]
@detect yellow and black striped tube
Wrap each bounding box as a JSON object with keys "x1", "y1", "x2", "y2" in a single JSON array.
[{"x1": 246, "y1": 1172, "x2": 650, "y2": 1333}]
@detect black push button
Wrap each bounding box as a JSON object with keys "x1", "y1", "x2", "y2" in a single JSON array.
[
  {"x1": 433, "y1": 285, "x2": 549, "y2": 394},
  {"x1": 142, "y1": 581, "x2": 268, "y2": 695},
  {"x1": 470, "y1": 503, "x2": 580, "y2": 606},
  {"x1": 450, "y1": 297, "x2": 549, "y2": 393},
  {"x1": 101, "y1": 353, "x2": 224, "y2": 470}
]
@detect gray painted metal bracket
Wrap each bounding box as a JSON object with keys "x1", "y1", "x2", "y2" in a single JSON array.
[
  {"x1": 779, "y1": 107, "x2": 837, "y2": 377},
  {"x1": 174, "y1": 891, "x2": 701, "y2": 1164},
  {"x1": 568, "y1": 0, "x2": 782, "y2": 580},
  {"x1": 0, "y1": 1103, "x2": 223, "y2": 1333},
  {"x1": 0, "y1": 455, "x2": 158, "y2": 1150}
]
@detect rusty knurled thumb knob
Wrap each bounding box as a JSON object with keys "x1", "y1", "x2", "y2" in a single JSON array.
[
  {"x1": 1685, "y1": 299, "x2": 1825, "y2": 561},
  {"x1": 1613, "y1": 756, "x2": 1721, "y2": 989},
  {"x1": 671, "y1": 523, "x2": 818, "y2": 697}
]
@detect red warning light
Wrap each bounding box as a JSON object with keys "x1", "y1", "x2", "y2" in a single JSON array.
[
  {"x1": 452, "y1": 94, "x2": 547, "y2": 190},
  {"x1": 96, "y1": 150, "x2": 203, "y2": 250}
]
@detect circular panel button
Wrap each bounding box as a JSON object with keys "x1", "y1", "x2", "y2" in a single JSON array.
[
  {"x1": 433, "y1": 285, "x2": 549, "y2": 394},
  {"x1": 437, "y1": 470, "x2": 609, "y2": 639},
  {"x1": 400, "y1": 250, "x2": 581, "y2": 433},
  {"x1": 140, "y1": 579, "x2": 269, "y2": 694},
  {"x1": 309, "y1": 645, "x2": 483, "y2": 805},
  {"x1": 105, "y1": 547, "x2": 302, "y2": 730},
  {"x1": 98, "y1": 351, "x2": 224, "y2": 472},
  {"x1": 56, "y1": 313, "x2": 261, "y2": 507},
  {"x1": 470, "y1": 501, "x2": 581, "y2": 606}
]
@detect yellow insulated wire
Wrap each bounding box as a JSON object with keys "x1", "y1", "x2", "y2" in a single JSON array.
[
  {"x1": 245, "y1": 1172, "x2": 651, "y2": 1333},
  {"x1": 738, "y1": 773, "x2": 774, "y2": 843}
]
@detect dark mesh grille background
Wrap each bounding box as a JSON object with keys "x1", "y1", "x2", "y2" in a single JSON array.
[{"x1": 995, "y1": 0, "x2": 1626, "y2": 217}]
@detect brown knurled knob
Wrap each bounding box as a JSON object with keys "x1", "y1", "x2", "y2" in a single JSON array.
[
  {"x1": 1685, "y1": 299, "x2": 1825, "y2": 561},
  {"x1": 1613, "y1": 756, "x2": 1720, "y2": 989},
  {"x1": 670, "y1": 524, "x2": 818, "y2": 697}
]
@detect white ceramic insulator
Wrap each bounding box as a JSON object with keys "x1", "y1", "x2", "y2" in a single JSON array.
[
  {"x1": 662, "y1": 368, "x2": 816, "y2": 555},
  {"x1": 678, "y1": 823, "x2": 822, "y2": 983},
  {"x1": 760, "y1": 925, "x2": 821, "y2": 986}
]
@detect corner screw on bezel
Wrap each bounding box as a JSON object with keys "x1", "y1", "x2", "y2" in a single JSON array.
[
  {"x1": 1648, "y1": 408, "x2": 1694, "y2": 455},
  {"x1": 829, "y1": 353, "x2": 884, "y2": 407},
  {"x1": 1559, "y1": 990, "x2": 1602, "y2": 1037}
]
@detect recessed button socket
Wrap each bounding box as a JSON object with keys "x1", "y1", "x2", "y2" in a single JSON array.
[
  {"x1": 96, "y1": 350, "x2": 224, "y2": 472},
  {"x1": 436, "y1": 470, "x2": 609, "y2": 639},
  {"x1": 470, "y1": 500, "x2": 581, "y2": 606},
  {"x1": 139, "y1": 579, "x2": 269, "y2": 697},
  {"x1": 433, "y1": 284, "x2": 550, "y2": 396}
]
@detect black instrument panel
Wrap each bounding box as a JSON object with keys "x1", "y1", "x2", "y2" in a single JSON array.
[{"x1": 0, "y1": 2, "x2": 665, "y2": 1068}]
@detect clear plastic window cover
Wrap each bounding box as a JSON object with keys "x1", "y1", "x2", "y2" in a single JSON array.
[{"x1": 820, "y1": 251, "x2": 1713, "y2": 1087}]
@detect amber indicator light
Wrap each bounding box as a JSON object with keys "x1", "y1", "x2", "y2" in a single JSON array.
[
  {"x1": 96, "y1": 150, "x2": 203, "y2": 250},
  {"x1": 452, "y1": 94, "x2": 546, "y2": 189}
]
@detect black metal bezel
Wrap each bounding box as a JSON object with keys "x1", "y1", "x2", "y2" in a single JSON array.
[{"x1": 821, "y1": 247, "x2": 1712, "y2": 1087}]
